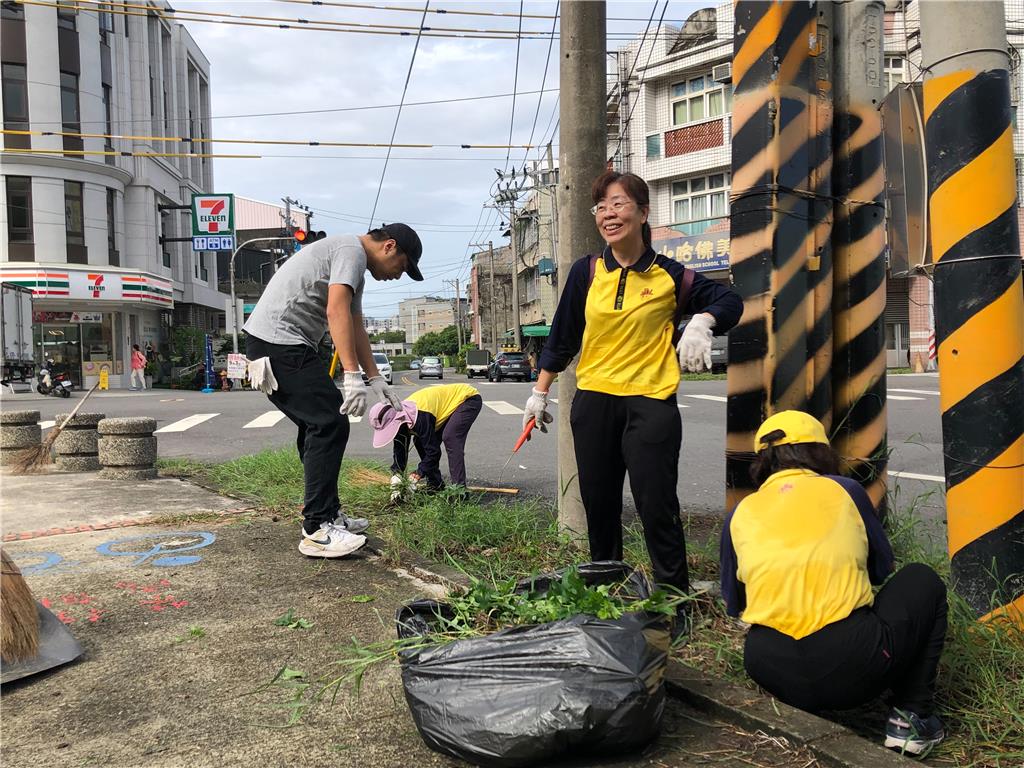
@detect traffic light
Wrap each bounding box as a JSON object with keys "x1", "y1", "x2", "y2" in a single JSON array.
[{"x1": 293, "y1": 229, "x2": 326, "y2": 244}]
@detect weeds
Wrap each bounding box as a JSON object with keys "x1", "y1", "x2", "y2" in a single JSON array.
[
  {"x1": 273, "y1": 608, "x2": 313, "y2": 630},
  {"x1": 172, "y1": 625, "x2": 207, "y2": 644}
]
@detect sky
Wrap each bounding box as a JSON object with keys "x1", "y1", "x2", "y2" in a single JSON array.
[{"x1": 179, "y1": 1, "x2": 707, "y2": 318}]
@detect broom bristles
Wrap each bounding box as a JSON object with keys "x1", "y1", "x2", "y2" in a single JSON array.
[
  {"x1": 10, "y1": 430, "x2": 59, "y2": 475},
  {"x1": 1, "y1": 549, "x2": 40, "y2": 663}
]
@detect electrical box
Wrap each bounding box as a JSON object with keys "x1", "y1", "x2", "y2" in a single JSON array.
[{"x1": 538, "y1": 258, "x2": 556, "y2": 276}]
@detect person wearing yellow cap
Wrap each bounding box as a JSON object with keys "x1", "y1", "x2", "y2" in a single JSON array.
[{"x1": 719, "y1": 411, "x2": 948, "y2": 758}]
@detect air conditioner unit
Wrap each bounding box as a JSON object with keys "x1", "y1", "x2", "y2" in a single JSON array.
[{"x1": 712, "y1": 63, "x2": 732, "y2": 84}]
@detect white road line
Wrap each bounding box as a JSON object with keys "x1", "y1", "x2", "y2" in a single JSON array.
[
  {"x1": 484, "y1": 400, "x2": 524, "y2": 415},
  {"x1": 887, "y1": 395, "x2": 924, "y2": 401},
  {"x1": 243, "y1": 411, "x2": 287, "y2": 429},
  {"x1": 685, "y1": 394, "x2": 727, "y2": 402},
  {"x1": 889, "y1": 388, "x2": 940, "y2": 396},
  {"x1": 677, "y1": 404, "x2": 690, "y2": 409},
  {"x1": 889, "y1": 470, "x2": 945, "y2": 483},
  {"x1": 38, "y1": 420, "x2": 55, "y2": 429},
  {"x1": 550, "y1": 398, "x2": 559, "y2": 404},
  {"x1": 155, "y1": 413, "x2": 219, "y2": 433}
]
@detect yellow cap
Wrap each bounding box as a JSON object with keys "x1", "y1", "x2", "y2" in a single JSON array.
[{"x1": 754, "y1": 410, "x2": 829, "y2": 452}]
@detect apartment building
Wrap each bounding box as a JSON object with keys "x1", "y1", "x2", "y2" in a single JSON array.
[
  {"x1": 1, "y1": 0, "x2": 225, "y2": 387},
  {"x1": 398, "y1": 295, "x2": 467, "y2": 344},
  {"x1": 468, "y1": 243, "x2": 514, "y2": 352}
]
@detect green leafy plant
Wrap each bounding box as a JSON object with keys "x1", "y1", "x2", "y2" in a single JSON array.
[
  {"x1": 273, "y1": 608, "x2": 313, "y2": 630},
  {"x1": 350, "y1": 595, "x2": 376, "y2": 604},
  {"x1": 172, "y1": 625, "x2": 207, "y2": 643}
]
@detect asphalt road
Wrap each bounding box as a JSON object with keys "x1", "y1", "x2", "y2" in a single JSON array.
[{"x1": 3, "y1": 371, "x2": 947, "y2": 521}]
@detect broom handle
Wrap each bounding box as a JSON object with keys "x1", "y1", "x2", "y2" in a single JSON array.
[{"x1": 54, "y1": 383, "x2": 101, "y2": 431}]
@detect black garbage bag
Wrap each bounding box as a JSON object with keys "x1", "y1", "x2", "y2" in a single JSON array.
[{"x1": 395, "y1": 561, "x2": 671, "y2": 768}]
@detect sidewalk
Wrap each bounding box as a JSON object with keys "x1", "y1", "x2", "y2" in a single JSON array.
[{"x1": 0, "y1": 471, "x2": 910, "y2": 768}]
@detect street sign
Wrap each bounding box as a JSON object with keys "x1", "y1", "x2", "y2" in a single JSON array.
[
  {"x1": 192, "y1": 234, "x2": 235, "y2": 251},
  {"x1": 191, "y1": 194, "x2": 235, "y2": 237}
]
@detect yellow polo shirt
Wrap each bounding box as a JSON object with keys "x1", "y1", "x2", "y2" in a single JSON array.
[{"x1": 407, "y1": 383, "x2": 479, "y2": 428}]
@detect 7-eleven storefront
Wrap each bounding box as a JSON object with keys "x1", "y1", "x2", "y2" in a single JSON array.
[{"x1": 0, "y1": 267, "x2": 172, "y2": 389}]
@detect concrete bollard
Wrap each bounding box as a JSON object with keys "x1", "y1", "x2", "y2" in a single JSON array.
[
  {"x1": 0, "y1": 410, "x2": 42, "y2": 466},
  {"x1": 54, "y1": 412, "x2": 105, "y2": 472},
  {"x1": 97, "y1": 417, "x2": 158, "y2": 480}
]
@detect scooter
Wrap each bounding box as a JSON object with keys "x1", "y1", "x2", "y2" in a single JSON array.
[{"x1": 37, "y1": 361, "x2": 73, "y2": 398}]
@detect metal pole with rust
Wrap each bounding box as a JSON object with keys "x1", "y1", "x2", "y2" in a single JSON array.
[
  {"x1": 920, "y1": 0, "x2": 1024, "y2": 623},
  {"x1": 831, "y1": 1, "x2": 889, "y2": 516}
]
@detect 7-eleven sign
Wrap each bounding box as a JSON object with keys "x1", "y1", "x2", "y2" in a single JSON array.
[{"x1": 191, "y1": 194, "x2": 235, "y2": 236}]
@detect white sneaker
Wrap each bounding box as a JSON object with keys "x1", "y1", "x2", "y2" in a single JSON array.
[{"x1": 298, "y1": 522, "x2": 366, "y2": 558}]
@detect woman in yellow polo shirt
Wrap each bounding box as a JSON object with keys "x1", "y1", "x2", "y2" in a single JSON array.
[
  {"x1": 522, "y1": 170, "x2": 743, "y2": 639},
  {"x1": 369, "y1": 383, "x2": 482, "y2": 491},
  {"x1": 720, "y1": 411, "x2": 948, "y2": 757}
]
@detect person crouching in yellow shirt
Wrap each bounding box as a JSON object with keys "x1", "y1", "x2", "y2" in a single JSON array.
[
  {"x1": 369, "y1": 383, "x2": 482, "y2": 493},
  {"x1": 720, "y1": 411, "x2": 948, "y2": 758}
]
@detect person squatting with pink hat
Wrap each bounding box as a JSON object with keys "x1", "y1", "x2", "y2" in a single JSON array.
[{"x1": 369, "y1": 383, "x2": 482, "y2": 500}]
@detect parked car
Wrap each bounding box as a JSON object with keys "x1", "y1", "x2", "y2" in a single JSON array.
[
  {"x1": 373, "y1": 352, "x2": 393, "y2": 385},
  {"x1": 409, "y1": 358, "x2": 422, "y2": 370},
  {"x1": 465, "y1": 349, "x2": 491, "y2": 379},
  {"x1": 710, "y1": 335, "x2": 728, "y2": 373},
  {"x1": 487, "y1": 351, "x2": 531, "y2": 382},
  {"x1": 418, "y1": 356, "x2": 443, "y2": 379}
]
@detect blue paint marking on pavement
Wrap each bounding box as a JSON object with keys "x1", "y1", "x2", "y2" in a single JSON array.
[
  {"x1": 15, "y1": 552, "x2": 78, "y2": 576},
  {"x1": 95, "y1": 532, "x2": 216, "y2": 567}
]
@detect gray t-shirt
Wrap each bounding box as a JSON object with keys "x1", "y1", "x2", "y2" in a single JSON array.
[{"x1": 243, "y1": 234, "x2": 366, "y2": 348}]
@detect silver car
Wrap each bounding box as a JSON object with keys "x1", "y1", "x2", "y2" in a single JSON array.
[{"x1": 418, "y1": 356, "x2": 443, "y2": 379}]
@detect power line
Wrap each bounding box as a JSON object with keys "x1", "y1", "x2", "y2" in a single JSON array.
[
  {"x1": 613, "y1": 0, "x2": 671, "y2": 163},
  {"x1": 503, "y1": 1, "x2": 525, "y2": 173},
  {"x1": 368, "y1": 0, "x2": 429, "y2": 227},
  {"x1": 521, "y1": 1, "x2": 559, "y2": 168},
  {"x1": 609, "y1": 0, "x2": 662, "y2": 166}
]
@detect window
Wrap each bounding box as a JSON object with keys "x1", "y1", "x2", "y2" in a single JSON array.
[
  {"x1": 2, "y1": 1, "x2": 25, "y2": 19},
  {"x1": 60, "y1": 71, "x2": 79, "y2": 131},
  {"x1": 2, "y1": 63, "x2": 29, "y2": 127},
  {"x1": 671, "y1": 173, "x2": 730, "y2": 233},
  {"x1": 884, "y1": 56, "x2": 905, "y2": 92},
  {"x1": 99, "y1": 4, "x2": 114, "y2": 37},
  {"x1": 199, "y1": 253, "x2": 208, "y2": 282},
  {"x1": 64, "y1": 181, "x2": 84, "y2": 247},
  {"x1": 6, "y1": 176, "x2": 33, "y2": 243},
  {"x1": 106, "y1": 188, "x2": 118, "y2": 265},
  {"x1": 646, "y1": 134, "x2": 661, "y2": 159},
  {"x1": 671, "y1": 74, "x2": 731, "y2": 126},
  {"x1": 56, "y1": 0, "x2": 76, "y2": 29}
]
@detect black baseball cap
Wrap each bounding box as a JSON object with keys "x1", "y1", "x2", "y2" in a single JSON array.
[{"x1": 381, "y1": 223, "x2": 423, "y2": 281}]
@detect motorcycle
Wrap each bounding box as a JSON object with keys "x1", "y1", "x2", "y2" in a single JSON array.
[{"x1": 37, "y1": 361, "x2": 73, "y2": 398}]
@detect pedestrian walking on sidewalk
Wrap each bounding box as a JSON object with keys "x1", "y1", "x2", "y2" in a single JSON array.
[
  {"x1": 244, "y1": 225, "x2": 424, "y2": 558},
  {"x1": 129, "y1": 344, "x2": 147, "y2": 391},
  {"x1": 720, "y1": 411, "x2": 948, "y2": 757},
  {"x1": 523, "y1": 171, "x2": 742, "y2": 641},
  {"x1": 369, "y1": 383, "x2": 482, "y2": 498}
]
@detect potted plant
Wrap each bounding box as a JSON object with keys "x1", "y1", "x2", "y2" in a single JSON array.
[{"x1": 144, "y1": 361, "x2": 157, "y2": 389}]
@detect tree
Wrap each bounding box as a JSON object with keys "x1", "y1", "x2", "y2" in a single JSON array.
[
  {"x1": 371, "y1": 330, "x2": 406, "y2": 343},
  {"x1": 413, "y1": 325, "x2": 460, "y2": 357}
]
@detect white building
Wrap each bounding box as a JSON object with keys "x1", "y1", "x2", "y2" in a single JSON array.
[
  {"x1": 398, "y1": 296, "x2": 467, "y2": 344},
  {"x1": 1, "y1": 0, "x2": 225, "y2": 388}
]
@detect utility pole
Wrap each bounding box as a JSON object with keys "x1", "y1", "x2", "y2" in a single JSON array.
[
  {"x1": 444, "y1": 278, "x2": 464, "y2": 349},
  {"x1": 546, "y1": 143, "x2": 559, "y2": 290},
  {"x1": 469, "y1": 240, "x2": 498, "y2": 354},
  {"x1": 557, "y1": 0, "x2": 606, "y2": 536},
  {"x1": 726, "y1": 1, "x2": 834, "y2": 509},
  {"x1": 508, "y1": 203, "x2": 521, "y2": 350},
  {"x1": 832, "y1": 1, "x2": 888, "y2": 516},
  {"x1": 920, "y1": 0, "x2": 1024, "y2": 624}
]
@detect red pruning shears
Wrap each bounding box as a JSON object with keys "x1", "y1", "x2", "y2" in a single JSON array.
[{"x1": 499, "y1": 417, "x2": 536, "y2": 485}]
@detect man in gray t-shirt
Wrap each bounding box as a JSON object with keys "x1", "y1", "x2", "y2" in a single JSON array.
[{"x1": 245, "y1": 223, "x2": 423, "y2": 559}]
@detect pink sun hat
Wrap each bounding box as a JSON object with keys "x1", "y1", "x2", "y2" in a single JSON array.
[{"x1": 368, "y1": 400, "x2": 418, "y2": 448}]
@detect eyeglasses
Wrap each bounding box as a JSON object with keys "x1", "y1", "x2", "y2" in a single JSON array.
[{"x1": 590, "y1": 198, "x2": 634, "y2": 216}]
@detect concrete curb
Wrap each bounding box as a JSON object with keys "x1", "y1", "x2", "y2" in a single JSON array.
[{"x1": 375, "y1": 541, "x2": 914, "y2": 768}]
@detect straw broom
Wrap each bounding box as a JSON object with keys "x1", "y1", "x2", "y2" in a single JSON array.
[
  {"x1": 1, "y1": 549, "x2": 39, "y2": 663},
  {"x1": 12, "y1": 382, "x2": 100, "y2": 475}
]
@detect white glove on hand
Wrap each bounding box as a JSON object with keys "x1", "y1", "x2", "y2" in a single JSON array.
[
  {"x1": 390, "y1": 474, "x2": 404, "y2": 503},
  {"x1": 677, "y1": 313, "x2": 716, "y2": 373},
  {"x1": 246, "y1": 356, "x2": 278, "y2": 394},
  {"x1": 368, "y1": 375, "x2": 403, "y2": 411},
  {"x1": 523, "y1": 388, "x2": 554, "y2": 433},
  {"x1": 340, "y1": 371, "x2": 368, "y2": 416}
]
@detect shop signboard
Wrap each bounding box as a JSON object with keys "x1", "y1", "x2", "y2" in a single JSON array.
[
  {"x1": 191, "y1": 194, "x2": 235, "y2": 236},
  {"x1": 1, "y1": 268, "x2": 172, "y2": 307},
  {"x1": 652, "y1": 230, "x2": 731, "y2": 272}
]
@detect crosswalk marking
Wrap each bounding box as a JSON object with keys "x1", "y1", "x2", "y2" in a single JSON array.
[
  {"x1": 348, "y1": 415, "x2": 363, "y2": 423},
  {"x1": 550, "y1": 398, "x2": 558, "y2": 404},
  {"x1": 677, "y1": 404, "x2": 690, "y2": 409},
  {"x1": 243, "y1": 411, "x2": 287, "y2": 429},
  {"x1": 155, "y1": 413, "x2": 219, "y2": 434},
  {"x1": 686, "y1": 394, "x2": 727, "y2": 402},
  {"x1": 38, "y1": 420, "x2": 55, "y2": 429},
  {"x1": 889, "y1": 470, "x2": 944, "y2": 483},
  {"x1": 887, "y1": 395, "x2": 924, "y2": 401},
  {"x1": 484, "y1": 400, "x2": 524, "y2": 415},
  {"x1": 889, "y1": 388, "x2": 939, "y2": 396}
]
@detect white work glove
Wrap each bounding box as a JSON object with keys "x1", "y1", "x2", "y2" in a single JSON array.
[
  {"x1": 390, "y1": 474, "x2": 404, "y2": 503},
  {"x1": 677, "y1": 313, "x2": 715, "y2": 373},
  {"x1": 368, "y1": 375, "x2": 403, "y2": 411},
  {"x1": 340, "y1": 371, "x2": 368, "y2": 416},
  {"x1": 246, "y1": 356, "x2": 278, "y2": 394},
  {"x1": 523, "y1": 388, "x2": 554, "y2": 433}
]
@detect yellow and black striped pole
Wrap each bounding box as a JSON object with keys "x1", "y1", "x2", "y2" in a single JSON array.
[
  {"x1": 831, "y1": 1, "x2": 888, "y2": 516},
  {"x1": 921, "y1": 1, "x2": 1024, "y2": 624},
  {"x1": 727, "y1": 0, "x2": 834, "y2": 507}
]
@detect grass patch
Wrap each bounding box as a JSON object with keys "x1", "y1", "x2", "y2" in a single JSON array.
[
  {"x1": 680, "y1": 372, "x2": 726, "y2": 381},
  {"x1": 183, "y1": 447, "x2": 1021, "y2": 766}
]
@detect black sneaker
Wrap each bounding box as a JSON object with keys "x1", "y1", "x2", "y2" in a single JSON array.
[{"x1": 884, "y1": 708, "x2": 945, "y2": 757}]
